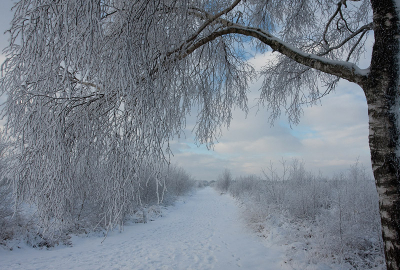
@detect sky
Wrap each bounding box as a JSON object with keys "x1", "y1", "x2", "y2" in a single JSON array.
[{"x1": 0, "y1": 1, "x2": 373, "y2": 181}]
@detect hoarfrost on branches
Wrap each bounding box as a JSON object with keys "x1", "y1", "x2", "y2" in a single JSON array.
[
  {"x1": 0, "y1": 0, "x2": 373, "y2": 235},
  {"x1": 1, "y1": 0, "x2": 253, "y2": 233},
  {"x1": 3, "y1": 2, "x2": 400, "y2": 268}
]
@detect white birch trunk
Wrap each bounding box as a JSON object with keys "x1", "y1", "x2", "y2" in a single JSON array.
[{"x1": 364, "y1": 1, "x2": 400, "y2": 269}]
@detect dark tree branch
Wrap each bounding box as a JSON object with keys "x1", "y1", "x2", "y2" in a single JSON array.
[
  {"x1": 318, "y1": 23, "x2": 373, "y2": 56},
  {"x1": 323, "y1": 1, "x2": 343, "y2": 46}
]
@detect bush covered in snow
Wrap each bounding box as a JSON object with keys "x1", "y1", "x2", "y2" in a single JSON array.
[{"x1": 225, "y1": 160, "x2": 385, "y2": 269}]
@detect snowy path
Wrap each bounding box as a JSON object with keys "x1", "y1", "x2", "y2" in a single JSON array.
[{"x1": 1, "y1": 187, "x2": 286, "y2": 270}]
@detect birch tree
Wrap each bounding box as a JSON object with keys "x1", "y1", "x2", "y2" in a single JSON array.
[{"x1": 1, "y1": 0, "x2": 399, "y2": 268}]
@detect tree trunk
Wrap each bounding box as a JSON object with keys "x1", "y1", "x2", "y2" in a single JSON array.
[{"x1": 364, "y1": 1, "x2": 400, "y2": 269}]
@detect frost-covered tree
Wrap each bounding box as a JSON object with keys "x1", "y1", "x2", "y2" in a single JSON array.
[{"x1": 1, "y1": 0, "x2": 399, "y2": 268}]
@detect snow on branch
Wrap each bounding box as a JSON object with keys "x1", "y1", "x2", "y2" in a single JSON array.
[{"x1": 182, "y1": 20, "x2": 369, "y2": 85}]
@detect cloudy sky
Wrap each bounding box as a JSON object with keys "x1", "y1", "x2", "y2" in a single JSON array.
[{"x1": 0, "y1": 1, "x2": 373, "y2": 180}]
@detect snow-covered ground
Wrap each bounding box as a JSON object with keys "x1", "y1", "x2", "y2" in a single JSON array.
[{"x1": 0, "y1": 187, "x2": 288, "y2": 270}]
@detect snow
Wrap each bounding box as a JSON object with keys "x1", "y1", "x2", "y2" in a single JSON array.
[{"x1": 0, "y1": 187, "x2": 287, "y2": 270}]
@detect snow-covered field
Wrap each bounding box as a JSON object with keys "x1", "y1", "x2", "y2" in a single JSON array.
[{"x1": 0, "y1": 187, "x2": 288, "y2": 270}]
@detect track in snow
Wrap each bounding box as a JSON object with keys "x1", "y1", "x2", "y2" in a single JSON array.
[{"x1": 1, "y1": 187, "x2": 286, "y2": 270}]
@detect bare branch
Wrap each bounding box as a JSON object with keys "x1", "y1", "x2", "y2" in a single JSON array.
[
  {"x1": 319, "y1": 23, "x2": 373, "y2": 56},
  {"x1": 323, "y1": 1, "x2": 343, "y2": 46}
]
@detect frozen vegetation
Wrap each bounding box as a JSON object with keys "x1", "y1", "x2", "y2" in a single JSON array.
[
  {"x1": 1, "y1": 187, "x2": 288, "y2": 270},
  {"x1": 216, "y1": 160, "x2": 385, "y2": 269},
  {"x1": 1, "y1": 1, "x2": 399, "y2": 267},
  {"x1": 1, "y1": 141, "x2": 386, "y2": 270},
  {"x1": 0, "y1": 132, "x2": 195, "y2": 249}
]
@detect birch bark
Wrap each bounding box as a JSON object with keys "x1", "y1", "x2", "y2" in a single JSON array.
[{"x1": 362, "y1": 1, "x2": 400, "y2": 268}]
